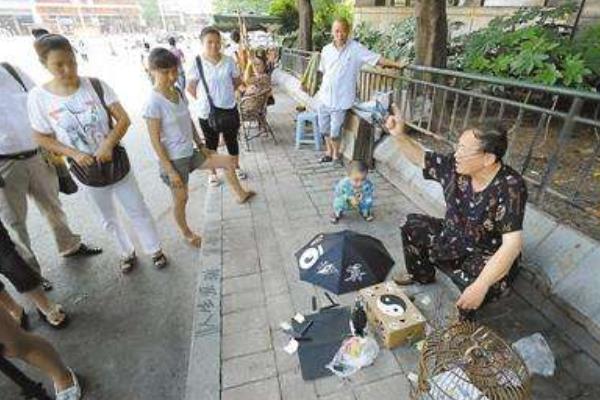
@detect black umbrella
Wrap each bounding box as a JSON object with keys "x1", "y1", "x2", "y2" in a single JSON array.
[{"x1": 295, "y1": 230, "x2": 395, "y2": 294}]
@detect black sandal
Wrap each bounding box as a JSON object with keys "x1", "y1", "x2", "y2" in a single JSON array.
[
  {"x1": 64, "y1": 243, "x2": 103, "y2": 258},
  {"x1": 152, "y1": 251, "x2": 168, "y2": 269},
  {"x1": 41, "y1": 278, "x2": 53, "y2": 292},
  {"x1": 319, "y1": 155, "x2": 333, "y2": 163},
  {"x1": 37, "y1": 305, "x2": 69, "y2": 329}
]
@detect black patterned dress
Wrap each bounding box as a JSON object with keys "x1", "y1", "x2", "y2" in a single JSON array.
[{"x1": 402, "y1": 151, "x2": 527, "y2": 302}]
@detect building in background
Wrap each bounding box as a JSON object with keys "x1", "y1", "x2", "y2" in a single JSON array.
[
  {"x1": 0, "y1": 0, "x2": 35, "y2": 35},
  {"x1": 33, "y1": 0, "x2": 143, "y2": 34}
]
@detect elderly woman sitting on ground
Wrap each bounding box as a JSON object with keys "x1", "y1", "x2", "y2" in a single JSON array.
[{"x1": 385, "y1": 105, "x2": 527, "y2": 315}]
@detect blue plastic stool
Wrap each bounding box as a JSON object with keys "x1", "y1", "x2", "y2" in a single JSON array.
[{"x1": 295, "y1": 111, "x2": 321, "y2": 151}]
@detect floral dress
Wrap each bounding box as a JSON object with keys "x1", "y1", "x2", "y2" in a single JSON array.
[
  {"x1": 402, "y1": 151, "x2": 527, "y2": 302},
  {"x1": 333, "y1": 177, "x2": 374, "y2": 217}
]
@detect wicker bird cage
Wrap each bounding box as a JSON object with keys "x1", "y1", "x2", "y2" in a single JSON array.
[{"x1": 413, "y1": 322, "x2": 531, "y2": 400}]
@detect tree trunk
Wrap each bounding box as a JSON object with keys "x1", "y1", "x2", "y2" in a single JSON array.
[
  {"x1": 298, "y1": 0, "x2": 313, "y2": 51},
  {"x1": 415, "y1": 0, "x2": 448, "y2": 68}
]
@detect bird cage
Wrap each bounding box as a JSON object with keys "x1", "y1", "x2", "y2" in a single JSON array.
[{"x1": 413, "y1": 321, "x2": 531, "y2": 400}]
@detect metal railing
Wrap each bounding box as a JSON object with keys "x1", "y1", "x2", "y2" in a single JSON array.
[
  {"x1": 280, "y1": 48, "x2": 600, "y2": 239},
  {"x1": 280, "y1": 48, "x2": 317, "y2": 79}
]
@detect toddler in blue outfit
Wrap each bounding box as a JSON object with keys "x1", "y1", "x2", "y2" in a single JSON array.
[{"x1": 331, "y1": 160, "x2": 374, "y2": 224}]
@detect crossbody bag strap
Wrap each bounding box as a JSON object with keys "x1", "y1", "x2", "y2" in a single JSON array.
[
  {"x1": 1, "y1": 62, "x2": 27, "y2": 92},
  {"x1": 89, "y1": 77, "x2": 114, "y2": 130},
  {"x1": 195, "y1": 56, "x2": 216, "y2": 110}
]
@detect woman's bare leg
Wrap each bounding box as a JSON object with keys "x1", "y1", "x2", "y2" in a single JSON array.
[
  {"x1": 171, "y1": 186, "x2": 201, "y2": 247},
  {"x1": 0, "y1": 290, "x2": 23, "y2": 321},
  {"x1": 201, "y1": 155, "x2": 254, "y2": 202},
  {"x1": 0, "y1": 306, "x2": 73, "y2": 391}
]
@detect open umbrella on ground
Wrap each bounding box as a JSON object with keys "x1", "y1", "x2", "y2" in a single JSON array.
[{"x1": 295, "y1": 230, "x2": 395, "y2": 294}]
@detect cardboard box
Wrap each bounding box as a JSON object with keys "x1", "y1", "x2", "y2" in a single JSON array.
[{"x1": 359, "y1": 281, "x2": 426, "y2": 349}]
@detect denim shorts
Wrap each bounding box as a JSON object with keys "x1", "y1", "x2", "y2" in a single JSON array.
[{"x1": 159, "y1": 149, "x2": 207, "y2": 187}]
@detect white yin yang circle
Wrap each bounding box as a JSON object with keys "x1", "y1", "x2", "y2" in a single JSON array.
[
  {"x1": 299, "y1": 246, "x2": 323, "y2": 270},
  {"x1": 377, "y1": 294, "x2": 406, "y2": 317}
]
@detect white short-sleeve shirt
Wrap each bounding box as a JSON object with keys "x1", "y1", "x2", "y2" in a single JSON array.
[
  {"x1": 186, "y1": 55, "x2": 239, "y2": 120},
  {"x1": 0, "y1": 65, "x2": 38, "y2": 154},
  {"x1": 143, "y1": 90, "x2": 195, "y2": 160},
  {"x1": 27, "y1": 77, "x2": 118, "y2": 154},
  {"x1": 317, "y1": 40, "x2": 380, "y2": 110}
]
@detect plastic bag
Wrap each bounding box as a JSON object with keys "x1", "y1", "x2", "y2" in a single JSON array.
[
  {"x1": 512, "y1": 332, "x2": 556, "y2": 377},
  {"x1": 326, "y1": 336, "x2": 379, "y2": 378}
]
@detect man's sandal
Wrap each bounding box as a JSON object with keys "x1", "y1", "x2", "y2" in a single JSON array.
[
  {"x1": 152, "y1": 251, "x2": 168, "y2": 269},
  {"x1": 37, "y1": 304, "x2": 69, "y2": 329},
  {"x1": 120, "y1": 252, "x2": 137, "y2": 274}
]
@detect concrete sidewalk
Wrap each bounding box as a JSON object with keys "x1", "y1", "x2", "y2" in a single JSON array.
[{"x1": 185, "y1": 89, "x2": 600, "y2": 400}]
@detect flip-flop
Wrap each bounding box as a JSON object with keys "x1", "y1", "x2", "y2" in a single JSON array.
[
  {"x1": 120, "y1": 253, "x2": 137, "y2": 274},
  {"x1": 319, "y1": 155, "x2": 333, "y2": 163},
  {"x1": 64, "y1": 243, "x2": 103, "y2": 258},
  {"x1": 152, "y1": 251, "x2": 168, "y2": 269}
]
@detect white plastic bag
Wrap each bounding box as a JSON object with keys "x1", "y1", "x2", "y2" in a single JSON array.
[
  {"x1": 512, "y1": 332, "x2": 556, "y2": 377},
  {"x1": 326, "y1": 336, "x2": 380, "y2": 378}
]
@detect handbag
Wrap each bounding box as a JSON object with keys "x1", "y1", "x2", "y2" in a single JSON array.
[
  {"x1": 67, "y1": 78, "x2": 130, "y2": 187},
  {"x1": 195, "y1": 56, "x2": 240, "y2": 132}
]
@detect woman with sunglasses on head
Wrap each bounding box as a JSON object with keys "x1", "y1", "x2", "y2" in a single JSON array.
[
  {"x1": 385, "y1": 104, "x2": 527, "y2": 316},
  {"x1": 186, "y1": 26, "x2": 247, "y2": 187},
  {"x1": 143, "y1": 48, "x2": 255, "y2": 248},
  {"x1": 27, "y1": 34, "x2": 167, "y2": 274}
]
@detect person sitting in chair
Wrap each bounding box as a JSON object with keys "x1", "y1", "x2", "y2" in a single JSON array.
[{"x1": 385, "y1": 105, "x2": 527, "y2": 314}]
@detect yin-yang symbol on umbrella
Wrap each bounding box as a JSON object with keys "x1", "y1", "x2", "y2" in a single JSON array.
[
  {"x1": 299, "y1": 245, "x2": 324, "y2": 270},
  {"x1": 377, "y1": 294, "x2": 407, "y2": 317}
]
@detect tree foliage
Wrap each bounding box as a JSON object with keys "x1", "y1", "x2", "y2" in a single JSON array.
[
  {"x1": 269, "y1": 0, "x2": 299, "y2": 34},
  {"x1": 139, "y1": 0, "x2": 160, "y2": 27},
  {"x1": 213, "y1": 0, "x2": 271, "y2": 15}
]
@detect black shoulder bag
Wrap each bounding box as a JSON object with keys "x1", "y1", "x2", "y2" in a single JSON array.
[
  {"x1": 1, "y1": 63, "x2": 79, "y2": 194},
  {"x1": 195, "y1": 56, "x2": 240, "y2": 132},
  {"x1": 67, "y1": 78, "x2": 130, "y2": 187}
]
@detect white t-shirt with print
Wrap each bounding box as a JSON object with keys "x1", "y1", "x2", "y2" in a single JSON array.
[
  {"x1": 186, "y1": 55, "x2": 239, "y2": 119},
  {"x1": 27, "y1": 77, "x2": 118, "y2": 155},
  {"x1": 142, "y1": 90, "x2": 195, "y2": 160},
  {"x1": 0, "y1": 65, "x2": 38, "y2": 154}
]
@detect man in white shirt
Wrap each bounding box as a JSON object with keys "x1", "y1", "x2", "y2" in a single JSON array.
[
  {"x1": 317, "y1": 18, "x2": 405, "y2": 166},
  {"x1": 0, "y1": 63, "x2": 102, "y2": 289}
]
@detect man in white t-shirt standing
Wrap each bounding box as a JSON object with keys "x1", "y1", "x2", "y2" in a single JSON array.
[
  {"x1": 317, "y1": 18, "x2": 406, "y2": 166},
  {"x1": 0, "y1": 63, "x2": 102, "y2": 289}
]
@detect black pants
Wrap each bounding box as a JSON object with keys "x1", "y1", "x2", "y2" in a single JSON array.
[
  {"x1": 199, "y1": 118, "x2": 240, "y2": 156},
  {"x1": 0, "y1": 219, "x2": 41, "y2": 293},
  {"x1": 401, "y1": 213, "x2": 519, "y2": 304}
]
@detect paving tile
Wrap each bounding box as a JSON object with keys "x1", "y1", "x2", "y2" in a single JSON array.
[
  {"x1": 222, "y1": 377, "x2": 281, "y2": 400},
  {"x1": 279, "y1": 369, "x2": 318, "y2": 400},
  {"x1": 353, "y1": 374, "x2": 411, "y2": 400},
  {"x1": 222, "y1": 327, "x2": 272, "y2": 360},
  {"x1": 223, "y1": 290, "x2": 266, "y2": 314},
  {"x1": 223, "y1": 274, "x2": 262, "y2": 296},
  {"x1": 223, "y1": 307, "x2": 269, "y2": 336},
  {"x1": 222, "y1": 350, "x2": 277, "y2": 389}
]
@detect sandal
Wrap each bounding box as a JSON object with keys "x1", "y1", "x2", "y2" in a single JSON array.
[
  {"x1": 152, "y1": 251, "x2": 168, "y2": 269},
  {"x1": 237, "y1": 190, "x2": 256, "y2": 204},
  {"x1": 37, "y1": 304, "x2": 68, "y2": 329},
  {"x1": 55, "y1": 368, "x2": 82, "y2": 400},
  {"x1": 41, "y1": 278, "x2": 53, "y2": 292},
  {"x1": 236, "y1": 169, "x2": 247, "y2": 180},
  {"x1": 120, "y1": 252, "x2": 137, "y2": 274},
  {"x1": 64, "y1": 243, "x2": 103, "y2": 258},
  {"x1": 362, "y1": 213, "x2": 374, "y2": 222},
  {"x1": 330, "y1": 213, "x2": 341, "y2": 224},
  {"x1": 319, "y1": 155, "x2": 333, "y2": 163}
]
